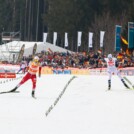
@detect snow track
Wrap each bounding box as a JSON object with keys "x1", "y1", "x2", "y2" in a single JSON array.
[{"x1": 0, "y1": 75, "x2": 134, "y2": 134}]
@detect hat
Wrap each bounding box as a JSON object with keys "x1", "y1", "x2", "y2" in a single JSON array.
[
  {"x1": 107, "y1": 54, "x2": 112, "y2": 59},
  {"x1": 33, "y1": 56, "x2": 39, "y2": 62}
]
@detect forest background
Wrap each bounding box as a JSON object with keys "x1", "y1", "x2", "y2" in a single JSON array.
[{"x1": 0, "y1": 0, "x2": 133, "y2": 54}]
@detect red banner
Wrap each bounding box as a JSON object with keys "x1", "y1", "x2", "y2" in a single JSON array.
[{"x1": 0, "y1": 73, "x2": 16, "y2": 78}]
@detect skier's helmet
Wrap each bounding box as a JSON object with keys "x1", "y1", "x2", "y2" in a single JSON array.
[
  {"x1": 107, "y1": 54, "x2": 112, "y2": 59},
  {"x1": 33, "y1": 56, "x2": 39, "y2": 62}
]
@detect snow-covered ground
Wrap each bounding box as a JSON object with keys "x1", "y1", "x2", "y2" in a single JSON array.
[{"x1": 0, "y1": 74, "x2": 134, "y2": 134}]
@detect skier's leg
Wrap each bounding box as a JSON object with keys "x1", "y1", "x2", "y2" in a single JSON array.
[
  {"x1": 31, "y1": 75, "x2": 37, "y2": 97},
  {"x1": 17, "y1": 68, "x2": 22, "y2": 74},
  {"x1": 116, "y1": 69, "x2": 129, "y2": 89},
  {"x1": 108, "y1": 71, "x2": 112, "y2": 90},
  {"x1": 10, "y1": 73, "x2": 31, "y2": 92}
]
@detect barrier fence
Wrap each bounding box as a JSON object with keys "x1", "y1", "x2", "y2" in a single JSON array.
[
  {"x1": 0, "y1": 64, "x2": 134, "y2": 78},
  {"x1": 42, "y1": 67, "x2": 134, "y2": 75}
]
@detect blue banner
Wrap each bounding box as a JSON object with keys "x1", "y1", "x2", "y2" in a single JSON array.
[
  {"x1": 128, "y1": 22, "x2": 134, "y2": 49},
  {"x1": 115, "y1": 25, "x2": 122, "y2": 51},
  {"x1": 53, "y1": 70, "x2": 71, "y2": 74}
]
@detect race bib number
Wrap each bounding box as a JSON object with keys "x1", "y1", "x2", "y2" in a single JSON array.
[{"x1": 108, "y1": 60, "x2": 114, "y2": 66}]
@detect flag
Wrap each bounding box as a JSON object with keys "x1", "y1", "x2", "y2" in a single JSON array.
[
  {"x1": 64, "y1": 32, "x2": 68, "y2": 47},
  {"x1": 43, "y1": 33, "x2": 47, "y2": 44},
  {"x1": 115, "y1": 25, "x2": 122, "y2": 51},
  {"x1": 120, "y1": 36, "x2": 128, "y2": 45},
  {"x1": 77, "y1": 31, "x2": 82, "y2": 47},
  {"x1": 53, "y1": 32, "x2": 57, "y2": 46},
  {"x1": 48, "y1": 48, "x2": 53, "y2": 54},
  {"x1": 88, "y1": 32, "x2": 93, "y2": 48},
  {"x1": 32, "y1": 43, "x2": 37, "y2": 58},
  {"x1": 97, "y1": 49, "x2": 102, "y2": 54},
  {"x1": 16, "y1": 44, "x2": 25, "y2": 63},
  {"x1": 126, "y1": 48, "x2": 131, "y2": 56},
  {"x1": 100, "y1": 31, "x2": 105, "y2": 47},
  {"x1": 128, "y1": 22, "x2": 134, "y2": 48},
  {"x1": 117, "y1": 53, "x2": 123, "y2": 59}
]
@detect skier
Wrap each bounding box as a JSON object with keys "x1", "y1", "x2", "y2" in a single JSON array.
[
  {"x1": 9, "y1": 56, "x2": 42, "y2": 98},
  {"x1": 16, "y1": 61, "x2": 27, "y2": 74},
  {"x1": 104, "y1": 54, "x2": 129, "y2": 90}
]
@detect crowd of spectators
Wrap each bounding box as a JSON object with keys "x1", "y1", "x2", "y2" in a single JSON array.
[
  {"x1": 21, "y1": 49, "x2": 134, "y2": 69},
  {"x1": 0, "y1": 48, "x2": 134, "y2": 69}
]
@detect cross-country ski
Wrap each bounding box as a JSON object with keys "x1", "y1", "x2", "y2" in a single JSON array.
[{"x1": 0, "y1": 91, "x2": 20, "y2": 94}]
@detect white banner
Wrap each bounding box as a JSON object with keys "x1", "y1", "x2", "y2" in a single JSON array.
[
  {"x1": 53, "y1": 32, "x2": 57, "y2": 46},
  {"x1": 43, "y1": 33, "x2": 47, "y2": 44},
  {"x1": 100, "y1": 31, "x2": 105, "y2": 47},
  {"x1": 65, "y1": 32, "x2": 68, "y2": 47},
  {"x1": 88, "y1": 32, "x2": 93, "y2": 48},
  {"x1": 77, "y1": 31, "x2": 82, "y2": 47}
]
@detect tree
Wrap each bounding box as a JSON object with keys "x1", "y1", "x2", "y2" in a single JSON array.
[{"x1": 89, "y1": 12, "x2": 128, "y2": 54}]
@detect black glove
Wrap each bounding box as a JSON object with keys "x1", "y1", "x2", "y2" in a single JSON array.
[{"x1": 38, "y1": 73, "x2": 41, "y2": 77}]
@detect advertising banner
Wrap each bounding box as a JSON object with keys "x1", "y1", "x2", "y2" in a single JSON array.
[
  {"x1": 128, "y1": 22, "x2": 134, "y2": 49},
  {"x1": 0, "y1": 73, "x2": 16, "y2": 78},
  {"x1": 43, "y1": 33, "x2": 47, "y2": 44},
  {"x1": 115, "y1": 25, "x2": 122, "y2": 51},
  {"x1": 77, "y1": 31, "x2": 82, "y2": 47},
  {"x1": 64, "y1": 32, "x2": 68, "y2": 47},
  {"x1": 88, "y1": 32, "x2": 93, "y2": 48},
  {"x1": 53, "y1": 32, "x2": 57, "y2": 46},
  {"x1": 100, "y1": 31, "x2": 105, "y2": 47}
]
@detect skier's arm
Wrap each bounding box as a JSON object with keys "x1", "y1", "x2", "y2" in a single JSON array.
[{"x1": 104, "y1": 58, "x2": 107, "y2": 62}]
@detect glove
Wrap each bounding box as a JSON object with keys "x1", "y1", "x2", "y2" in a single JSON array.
[
  {"x1": 38, "y1": 73, "x2": 41, "y2": 77},
  {"x1": 39, "y1": 67, "x2": 41, "y2": 77}
]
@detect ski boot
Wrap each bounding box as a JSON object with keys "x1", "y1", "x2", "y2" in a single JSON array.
[
  {"x1": 10, "y1": 86, "x2": 18, "y2": 92},
  {"x1": 32, "y1": 90, "x2": 36, "y2": 98},
  {"x1": 108, "y1": 80, "x2": 111, "y2": 90}
]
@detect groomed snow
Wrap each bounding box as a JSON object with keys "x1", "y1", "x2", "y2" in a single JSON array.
[{"x1": 0, "y1": 75, "x2": 134, "y2": 134}]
